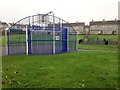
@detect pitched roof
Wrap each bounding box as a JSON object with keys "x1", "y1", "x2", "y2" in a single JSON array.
[
  {"x1": 90, "y1": 20, "x2": 119, "y2": 25},
  {"x1": 1, "y1": 22, "x2": 8, "y2": 25},
  {"x1": 69, "y1": 22, "x2": 85, "y2": 26}
]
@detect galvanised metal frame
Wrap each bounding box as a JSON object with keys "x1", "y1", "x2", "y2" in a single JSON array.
[{"x1": 6, "y1": 12, "x2": 77, "y2": 55}]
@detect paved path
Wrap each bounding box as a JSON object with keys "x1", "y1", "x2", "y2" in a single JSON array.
[
  {"x1": 0, "y1": 47, "x2": 118, "y2": 56},
  {"x1": 0, "y1": 47, "x2": 7, "y2": 56},
  {"x1": 78, "y1": 49, "x2": 118, "y2": 52}
]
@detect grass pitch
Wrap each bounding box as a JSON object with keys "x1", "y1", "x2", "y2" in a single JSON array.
[
  {"x1": 2, "y1": 51, "x2": 118, "y2": 88},
  {"x1": 1, "y1": 34, "x2": 119, "y2": 88}
]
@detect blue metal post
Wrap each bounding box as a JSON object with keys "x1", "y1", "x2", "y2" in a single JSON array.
[
  {"x1": 27, "y1": 25, "x2": 31, "y2": 54},
  {"x1": 62, "y1": 28, "x2": 68, "y2": 52}
]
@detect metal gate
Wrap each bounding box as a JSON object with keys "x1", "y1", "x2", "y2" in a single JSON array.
[{"x1": 6, "y1": 12, "x2": 77, "y2": 55}]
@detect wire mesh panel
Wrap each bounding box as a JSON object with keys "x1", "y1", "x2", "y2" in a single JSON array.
[
  {"x1": 7, "y1": 16, "x2": 30, "y2": 55},
  {"x1": 7, "y1": 13, "x2": 77, "y2": 55},
  {"x1": 7, "y1": 28, "x2": 26, "y2": 55},
  {"x1": 55, "y1": 31, "x2": 62, "y2": 54},
  {"x1": 30, "y1": 29, "x2": 53, "y2": 54}
]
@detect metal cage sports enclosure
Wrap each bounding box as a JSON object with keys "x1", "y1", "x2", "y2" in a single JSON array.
[{"x1": 6, "y1": 12, "x2": 77, "y2": 55}]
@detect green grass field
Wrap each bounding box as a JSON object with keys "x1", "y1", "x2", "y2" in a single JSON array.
[
  {"x1": 2, "y1": 51, "x2": 118, "y2": 88},
  {"x1": 0, "y1": 35, "x2": 6, "y2": 47},
  {"x1": 77, "y1": 34, "x2": 118, "y2": 51},
  {"x1": 78, "y1": 44, "x2": 118, "y2": 51},
  {"x1": 1, "y1": 34, "x2": 119, "y2": 88}
]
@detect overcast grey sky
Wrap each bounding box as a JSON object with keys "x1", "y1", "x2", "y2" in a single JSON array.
[{"x1": 0, "y1": 0, "x2": 119, "y2": 24}]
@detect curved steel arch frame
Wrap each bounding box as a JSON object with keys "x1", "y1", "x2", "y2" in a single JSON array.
[{"x1": 7, "y1": 13, "x2": 77, "y2": 55}]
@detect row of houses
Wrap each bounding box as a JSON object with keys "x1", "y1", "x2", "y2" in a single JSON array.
[
  {"x1": 0, "y1": 21, "x2": 27, "y2": 35},
  {"x1": 70, "y1": 19, "x2": 119, "y2": 35},
  {"x1": 0, "y1": 19, "x2": 119, "y2": 35}
]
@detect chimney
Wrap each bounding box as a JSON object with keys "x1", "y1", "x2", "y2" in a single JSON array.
[
  {"x1": 76, "y1": 21, "x2": 79, "y2": 24},
  {"x1": 103, "y1": 19, "x2": 105, "y2": 21}
]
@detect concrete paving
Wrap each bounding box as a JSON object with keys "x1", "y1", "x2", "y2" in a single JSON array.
[
  {"x1": 78, "y1": 49, "x2": 117, "y2": 52},
  {"x1": 0, "y1": 47, "x2": 7, "y2": 56},
  {"x1": 1, "y1": 47, "x2": 118, "y2": 56}
]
